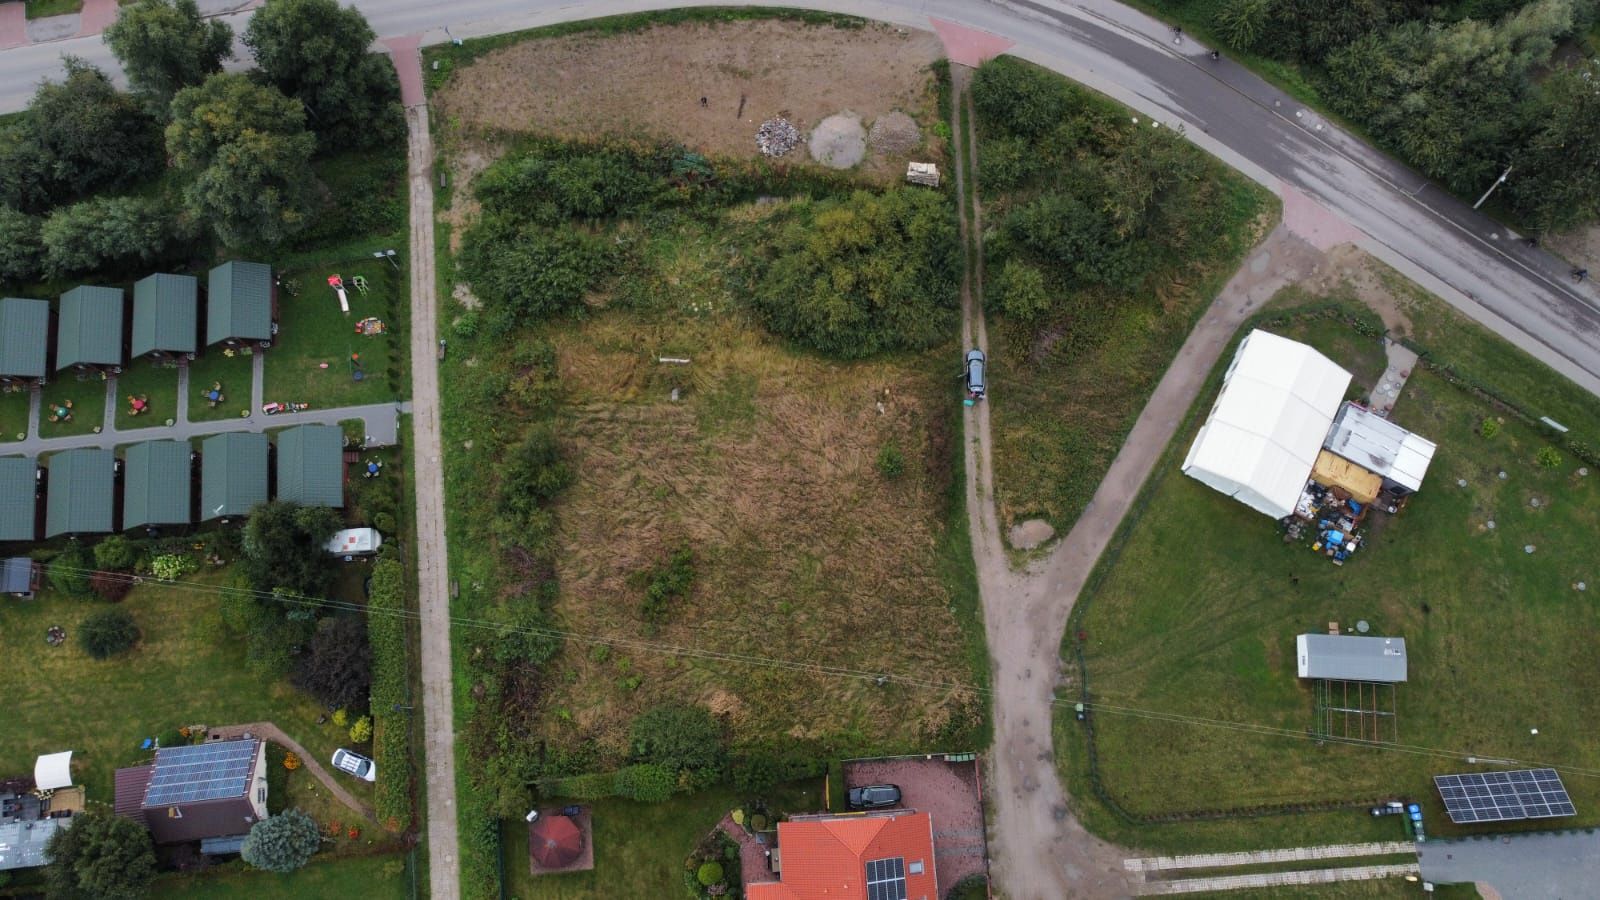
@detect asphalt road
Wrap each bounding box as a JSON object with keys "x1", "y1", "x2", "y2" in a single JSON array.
[{"x1": 3, "y1": 0, "x2": 1599, "y2": 399}]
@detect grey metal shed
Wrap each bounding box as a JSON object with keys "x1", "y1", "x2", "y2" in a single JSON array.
[{"x1": 1296, "y1": 634, "x2": 1407, "y2": 683}]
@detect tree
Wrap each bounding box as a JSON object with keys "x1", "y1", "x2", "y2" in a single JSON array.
[
  {"x1": 167, "y1": 73, "x2": 317, "y2": 247},
  {"x1": 750, "y1": 188, "x2": 960, "y2": 358},
  {"x1": 93, "y1": 535, "x2": 137, "y2": 571},
  {"x1": 44, "y1": 809, "x2": 156, "y2": 900},
  {"x1": 1214, "y1": 0, "x2": 1274, "y2": 51},
  {"x1": 7, "y1": 59, "x2": 164, "y2": 213},
  {"x1": 104, "y1": 0, "x2": 233, "y2": 112},
  {"x1": 1510, "y1": 58, "x2": 1600, "y2": 232},
  {"x1": 991, "y1": 259, "x2": 1051, "y2": 322},
  {"x1": 628, "y1": 704, "x2": 727, "y2": 790},
  {"x1": 293, "y1": 614, "x2": 372, "y2": 711},
  {"x1": 239, "y1": 500, "x2": 343, "y2": 597},
  {"x1": 40, "y1": 194, "x2": 190, "y2": 279},
  {"x1": 240, "y1": 808, "x2": 320, "y2": 873},
  {"x1": 79, "y1": 608, "x2": 140, "y2": 659},
  {"x1": 243, "y1": 0, "x2": 404, "y2": 150},
  {"x1": 0, "y1": 206, "x2": 43, "y2": 284},
  {"x1": 48, "y1": 548, "x2": 92, "y2": 598}
]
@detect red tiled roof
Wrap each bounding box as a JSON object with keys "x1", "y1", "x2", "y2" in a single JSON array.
[{"x1": 748, "y1": 811, "x2": 938, "y2": 900}]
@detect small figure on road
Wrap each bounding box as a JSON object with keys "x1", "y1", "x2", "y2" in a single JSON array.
[
  {"x1": 1210, "y1": 50, "x2": 1220, "y2": 61},
  {"x1": 1524, "y1": 236, "x2": 1538, "y2": 248},
  {"x1": 1574, "y1": 268, "x2": 1590, "y2": 283},
  {"x1": 1173, "y1": 25, "x2": 1183, "y2": 44},
  {"x1": 700, "y1": 96, "x2": 707, "y2": 108}
]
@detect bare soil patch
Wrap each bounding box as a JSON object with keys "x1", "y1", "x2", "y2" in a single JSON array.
[
  {"x1": 809, "y1": 112, "x2": 867, "y2": 168},
  {"x1": 431, "y1": 19, "x2": 945, "y2": 183}
]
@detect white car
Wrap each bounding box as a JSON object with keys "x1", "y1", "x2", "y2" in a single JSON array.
[
  {"x1": 331, "y1": 748, "x2": 376, "y2": 782},
  {"x1": 326, "y1": 528, "x2": 383, "y2": 557}
]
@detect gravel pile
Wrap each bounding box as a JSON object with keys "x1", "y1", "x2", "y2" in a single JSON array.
[
  {"x1": 756, "y1": 117, "x2": 802, "y2": 157},
  {"x1": 868, "y1": 111, "x2": 921, "y2": 154}
]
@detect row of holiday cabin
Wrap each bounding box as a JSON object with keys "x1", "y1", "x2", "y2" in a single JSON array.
[
  {"x1": 0, "y1": 424, "x2": 345, "y2": 542},
  {"x1": 0, "y1": 262, "x2": 276, "y2": 386}
]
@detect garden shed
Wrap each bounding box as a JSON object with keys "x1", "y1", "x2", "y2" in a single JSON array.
[
  {"x1": 122, "y1": 440, "x2": 193, "y2": 531},
  {"x1": 200, "y1": 432, "x2": 269, "y2": 521},
  {"x1": 130, "y1": 273, "x2": 198, "y2": 359},
  {"x1": 206, "y1": 261, "x2": 275, "y2": 348},
  {"x1": 44, "y1": 448, "x2": 116, "y2": 538},
  {"x1": 1323, "y1": 402, "x2": 1436, "y2": 494},
  {"x1": 0, "y1": 297, "x2": 50, "y2": 385},
  {"x1": 275, "y1": 424, "x2": 344, "y2": 507},
  {"x1": 1296, "y1": 634, "x2": 1407, "y2": 683},
  {"x1": 56, "y1": 286, "x2": 125, "y2": 372},
  {"x1": 0, "y1": 456, "x2": 38, "y2": 542},
  {"x1": 1182, "y1": 329, "x2": 1352, "y2": 519}
]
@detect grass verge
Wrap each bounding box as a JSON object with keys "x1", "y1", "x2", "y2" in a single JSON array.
[
  {"x1": 147, "y1": 851, "x2": 411, "y2": 898},
  {"x1": 0, "y1": 388, "x2": 30, "y2": 441}
]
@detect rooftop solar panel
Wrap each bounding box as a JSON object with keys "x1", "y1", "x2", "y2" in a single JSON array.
[
  {"x1": 866, "y1": 856, "x2": 908, "y2": 900},
  {"x1": 144, "y1": 741, "x2": 257, "y2": 807},
  {"x1": 1434, "y1": 768, "x2": 1575, "y2": 824}
]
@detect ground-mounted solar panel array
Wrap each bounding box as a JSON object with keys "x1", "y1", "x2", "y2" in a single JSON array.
[
  {"x1": 1433, "y1": 768, "x2": 1575, "y2": 824},
  {"x1": 143, "y1": 741, "x2": 256, "y2": 806},
  {"x1": 865, "y1": 856, "x2": 908, "y2": 900}
]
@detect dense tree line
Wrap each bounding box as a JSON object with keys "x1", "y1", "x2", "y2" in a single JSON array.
[
  {"x1": 0, "y1": 0, "x2": 404, "y2": 287},
  {"x1": 1195, "y1": 0, "x2": 1600, "y2": 230}
]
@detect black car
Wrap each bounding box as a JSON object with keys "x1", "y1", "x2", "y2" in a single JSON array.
[{"x1": 847, "y1": 784, "x2": 902, "y2": 810}]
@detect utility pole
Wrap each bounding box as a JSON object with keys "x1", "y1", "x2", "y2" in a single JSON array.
[{"x1": 1473, "y1": 164, "x2": 1513, "y2": 210}]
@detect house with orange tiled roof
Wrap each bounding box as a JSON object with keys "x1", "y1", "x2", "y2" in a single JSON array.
[{"x1": 747, "y1": 810, "x2": 937, "y2": 900}]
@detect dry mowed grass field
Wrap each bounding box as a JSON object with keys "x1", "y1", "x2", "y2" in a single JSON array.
[
  {"x1": 432, "y1": 19, "x2": 945, "y2": 185},
  {"x1": 536, "y1": 310, "x2": 978, "y2": 757}
]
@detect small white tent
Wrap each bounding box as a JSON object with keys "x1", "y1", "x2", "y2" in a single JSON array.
[
  {"x1": 34, "y1": 751, "x2": 73, "y2": 790},
  {"x1": 1183, "y1": 329, "x2": 1352, "y2": 518}
]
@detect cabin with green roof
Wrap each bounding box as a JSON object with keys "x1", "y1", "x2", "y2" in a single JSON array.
[
  {"x1": 200, "y1": 432, "x2": 268, "y2": 522},
  {"x1": 45, "y1": 449, "x2": 116, "y2": 538},
  {"x1": 0, "y1": 298, "x2": 50, "y2": 385},
  {"x1": 122, "y1": 440, "x2": 193, "y2": 531},
  {"x1": 207, "y1": 262, "x2": 276, "y2": 348},
  {"x1": 130, "y1": 274, "x2": 198, "y2": 359},
  {"x1": 56, "y1": 286, "x2": 126, "y2": 373},
  {"x1": 275, "y1": 425, "x2": 344, "y2": 508},
  {"x1": 0, "y1": 456, "x2": 39, "y2": 543}
]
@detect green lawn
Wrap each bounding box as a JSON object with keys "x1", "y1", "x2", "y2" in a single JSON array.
[
  {"x1": 40, "y1": 371, "x2": 108, "y2": 437},
  {"x1": 265, "y1": 260, "x2": 406, "y2": 409},
  {"x1": 0, "y1": 386, "x2": 30, "y2": 441},
  {"x1": 0, "y1": 570, "x2": 365, "y2": 805},
  {"x1": 24, "y1": 0, "x2": 82, "y2": 19},
  {"x1": 114, "y1": 358, "x2": 181, "y2": 430},
  {"x1": 1057, "y1": 307, "x2": 1600, "y2": 853},
  {"x1": 148, "y1": 852, "x2": 412, "y2": 899},
  {"x1": 186, "y1": 349, "x2": 256, "y2": 423},
  {"x1": 500, "y1": 781, "x2": 821, "y2": 900}
]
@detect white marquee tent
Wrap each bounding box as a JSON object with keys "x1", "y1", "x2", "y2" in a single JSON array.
[
  {"x1": 34, "y1": 751, "x2": 73, "y2": 790},
  {"x1": 1183, "y1": 329, "x2": 1352, "y2": 518}
]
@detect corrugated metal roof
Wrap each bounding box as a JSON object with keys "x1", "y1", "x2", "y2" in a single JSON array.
[
  {"x1": 206, "y1": 261, "x2": 273, "y2": 345},
  {"x1": 275, "y1": 424, "x2": 344, "y2": 507},
  {"x1": 122, "y1": 440, "x2": 192, "y2": 530},
  {"x1": 44, "y1": 448, "x2": 116, "y2": 537},
  {"x1": 1296, "y1": 634, "x2": 1407, "y2": 683},
  {"x1": 1, "y1": 557, "x2": 33, "y2": 593},
  {"x1": 1323, "y1": 402, "x2": 1437, "y2": 493},
  {"x1": 130, "y1": 274, "x2": 197, "y2": 357},
  {"x1": 0, "y1": 456, "x2": 37, "y2": 542},
  {"x1": 56, "y1": 286, "x2": 125, "y2": 370},
  {"x1": 200, "y1": 432, "x2": 268, "y2": 520},
  {"x1": 0, "y1": 298, "x2": 50, "y2": 379}
]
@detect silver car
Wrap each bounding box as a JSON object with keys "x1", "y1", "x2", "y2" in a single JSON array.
[
  {"x1": 332, "y1": 748, "x2": 376, "y2": 783},
  {"x1": 965, "y1": 349, "x2": 986, "y2": 400}
]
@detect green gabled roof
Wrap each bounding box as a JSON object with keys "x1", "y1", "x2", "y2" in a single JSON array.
[
  {"x1": 0, "y1": 298, "x2": 50, "y2": 379},
  {"x1": 56, "y1": 286, "x2": 125, "y2": 370},
  {"x1": 45, "y1": 448, "x2": 115, "y2": 538},
  {"x1": 122, "y1": 440, "x2": 192, "y2": 530},
  {"x1": 206, "y1": 261, "x2": 273, "y2": 346},
  {"x1": 200, "y1": 432, "x2": 268, "y2": 520},
  {"x1": 275, "y1": 424, "x2": 343, "y2": 508},
  {"x1": 130, "y1": 274, "x2": 197, "y2": 357},
  {"x1": 0, "y1": 456, "x2": 38, "y2": 542}
]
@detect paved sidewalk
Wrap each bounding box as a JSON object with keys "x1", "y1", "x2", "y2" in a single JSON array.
[{"x1": 0, "y1": 399, "x2": 410, "y2": 454}]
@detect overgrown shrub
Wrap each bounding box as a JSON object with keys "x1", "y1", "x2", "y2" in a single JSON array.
[
  {"x1": 1480, "y1": 418, "x2": 1501, "y2": 438},
  {"x1": 349, "y1": 715, "x2": 373, "y2": 743},
  {"x1": 696, "y1": 860, "x2": 725, "y2": 887},
  {"x1": 460, "y1": 216, "x2": 611, "y2": 329},
  {"x1": 79, "y1": 608, "x2": 140, "y2": 659},
  {"x1": 1537, "y1": 446, "x2": 1562, "y2": 468},
  {"x1": 749, "y1": 188, "x2": 959, "y2": 358},
  {"x1": 639, "y1": 547, "x2": 695, "y2": 621},
  {"x1": 293, "y1": 614, "x2": 372, "y2": 712},
  {"x1": 149, "y1": 552, "x2": 198, "y2": 581},
  {"x1": 613, "y1": 763, "x2": 677, "y2": 802},
  {"x1": 730, "y1": 743, "x2": 827, "y2": 793},
  {"x1": 629, "y1": 704, "x2": 727, "y2": 790},
  {"x1": 990, "y1": 259, "x2": 1051, "y2": 323},
  {"x1": 48, "y1": 548, "x2": 92, "y2": 598},
  {"x1": 474, "y1": 148, "x2": 665, "y2": 227},
  {"x1": 89, "y1": 571, "x2": 134, "y2": 603},
  {"x1": 93, "y1": 535, "x2": 137, "y2": 571},
  {"x1": 876, "y1": 442, "x2": 906, "y2": 480}
]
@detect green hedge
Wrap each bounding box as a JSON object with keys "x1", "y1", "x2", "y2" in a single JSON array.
[
  {"x1": 366, "y1": 558, "x2": 413, "y2": 832},
  {"x1": 538, "y1": 771, "x2": 617, "y2": 799}
]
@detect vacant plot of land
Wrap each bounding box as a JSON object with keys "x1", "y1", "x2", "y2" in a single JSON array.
[
  {"x1": 265, "y1": 260, "x2": 404, "y2": 409},
  {"x1": 0, "y1": 575, "x2": 360, "y2": 804},
  {"x1": 539, "y1": 305, "x2": 978, "y2": 755},
  {"x1": 1058, "y1": 278, "x2": 1600, "y2": 852},
  {"x1": 114, "y1": 359, "x2": 181, "y2": 430},
  {"x1": 431, "y1": 19, "x2": 943, "y2": 185}
]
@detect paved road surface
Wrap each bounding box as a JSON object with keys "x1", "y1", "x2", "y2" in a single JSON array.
[
  {"x1": 2, "y1": 0, "x2": 1597, "y2": 399},
  {"x1": 1418, "y1": 831, "x2": 1600, "y2": 899}
]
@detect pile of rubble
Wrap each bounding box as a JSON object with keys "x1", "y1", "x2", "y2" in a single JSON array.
[{"x1": 756, "y1": 117, "x2": 801, "y2": 157}]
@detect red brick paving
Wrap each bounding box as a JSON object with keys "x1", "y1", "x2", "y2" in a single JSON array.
[
  {"x1": 1280, "y1": 182, "x2": 1366, "y2": 251},
  {"x1": 931, "y1": 18, "x2": 1015, "y2": 69},
  {"x1": 382, "y1": 34, "x2": 424, "y2": 108},
  {"x1": 844, "y1": 757, "x2": 989, "y2": 896},
  {"x1": 722, "y1": 811, "x2": 780, "y2": 888},
  {"x1": 0, "y1": 2, "x2": 26, "y2": 50},
  {"x1": 75, "y1": 0, "x2": 117, "y2": 37}
]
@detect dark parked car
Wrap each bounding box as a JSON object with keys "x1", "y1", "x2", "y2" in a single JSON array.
[
  {"x1": 964, "y1": 348, "x2": 986, "y2": 400},
  {"x1": 847, "y1": 784, "x2": 902, "y2": 810}
]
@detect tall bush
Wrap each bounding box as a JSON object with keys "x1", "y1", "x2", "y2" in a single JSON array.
[{"x1": 79, "y1": 608, "x2": 140, "y2": 659}]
